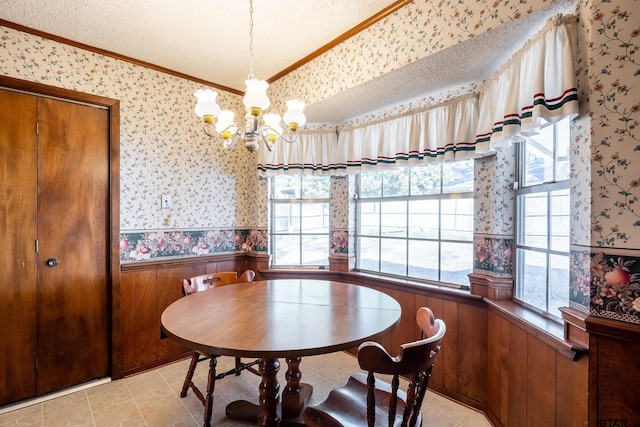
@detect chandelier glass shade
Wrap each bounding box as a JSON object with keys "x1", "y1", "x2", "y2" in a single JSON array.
[{"x1": 193, "y1": 0, "x2": 306, "y2": 152}]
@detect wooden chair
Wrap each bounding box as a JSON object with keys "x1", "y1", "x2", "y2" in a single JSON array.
[
  {"x1": 179, "y1": 270, "x2": 260, "y2": 425},
  {"x1": 303, "y1": 307, "x2": 446, "y2": 427}
]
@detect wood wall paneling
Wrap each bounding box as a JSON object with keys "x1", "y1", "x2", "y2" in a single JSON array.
[
  {"x1": 594, "y1": 336, "x2": 640, "y2": 426},
  {"x1": 390, "y1": 289, "x2": 416, "y2": 350},
  {"x1": 556, "y1": 351, "x2": 588, "y2": 427},
  {"x1": 526, "y1": 335, "x2": 556, "y2": 426},
  {"x1": 156, "y1": 267, "x2": 184, "y2": 359},
  {"x1": 457, "y1": 304, "x2": 487, "y2": 403},
  {"x1": 498, "y1": 314, "x2": 511, "y2": 424},
  {"x1": 509, "y1": 322, "x2": 528, "y2": 426},
  {"x1": 424, "y1": 295, "x2": 445, "y2": 386},
  {"x1": 441, "y1": 300, "x2": 459, "y2": 393}
]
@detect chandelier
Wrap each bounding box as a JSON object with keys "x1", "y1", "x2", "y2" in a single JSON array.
[{"x1": 193, "y1": 0, "x2": 306, "y2": 152}]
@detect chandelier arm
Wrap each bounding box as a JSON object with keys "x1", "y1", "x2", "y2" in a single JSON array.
[
  {"x1": 279, "y1": 133, "x2": 299, "y2": 144},
  {"x1": 260, "y1": 131, "x2": 275, "y2": 152},
  {"x1": 203, "y1": 123, "x2": 217, "y2": 138}
]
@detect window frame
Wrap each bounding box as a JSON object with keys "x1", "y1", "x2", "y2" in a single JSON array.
[
  {"x1": 513, "y1": 118, "x2": 571, "y2": 321},
  {"x1": 269, "y1": 175, "x2": 331, "y2": 268},
  {"x1": 355, "y1": 161, "x2": 474, "y2": 289}
]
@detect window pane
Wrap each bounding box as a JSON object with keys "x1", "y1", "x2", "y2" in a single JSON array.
[
  {"x1": 410, "y1": 164, "x2": 440, "y2": 195},
  {"x1": 380, "y1": 238, "x2": 406, "y2": 275},
  {"x1": 273, "y1": 203, "x2": 300, "y2": 233},
  {"x1": 550, "y1": 189, "x2": 570, "y2": 252},
  {"x1": 271, "y1": 175, "x2": 330, "y2": 267},
  {"x1": 301, "y1": 175, "x2": 329, "y2": 199},
  {"x1": 273, "y1": 235, "x2": 300, "y2": 265},
  {"x1": 381, "y1": 201, "x2": 406, "y2": 237},
  {"x1": 443, "y1": 159, "x2": 474, "y2": 193},
  {"x1": 517, "y1": 248, "x2": 547, "y2": 312},
  {"x1": 549, "y1": 254, "x2": 569, "y2": 318},
  {"x1": 273, "y1": 175, "x2": 300, "y2": 198},
  {"x1": 359, "y1": 201, "x2": 379, "y2": 235},
  {"x1": 360, "y1": 173, "x2": 382, "y2": 198},
  {"x1": 524, "y1": 124, "x2": 555, "y2": 186},
  {"x1": 556, "y1": 117, "x2": 570, "y2": 181},
  {"x1": 441, "y1": 198, "x2": 473, "y2": 241},
  {"x1": 408, "y1": 240, "x2": 439, "y2": 281},
  {"x1": 382, "y1": 169, "x2": 409, "y2": 196},
  {"x1": 357, "y1": 236, "x2": 379, "y2": 271},
  {"x1": 301, "y1": 203, "x2": 329, "y2": 233},
  {"x1": 408, "y1": 200, "x2": 439, "y2": 239},
  {"x1": 441, "y1": 242, "x2": 473, "y2": 285},
  {"x1": 522, "y1": 193, "x2": 548, "y2": 248},
  {"x1": 301, "y1": 235, "x2": 329, "y2": 266},
  {"x1": 356, "y1": 159, "x2": 473, "y2": 286}
]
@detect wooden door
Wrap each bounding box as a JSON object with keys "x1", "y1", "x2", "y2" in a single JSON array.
[
  {"x1": 0, "y1": 89, "x2": 110, "y2": 403},
  {"x1": 0, "y1": 89, "x2": 39, "y2": 403},
  {"x1": 36, "y1": 97, "x2": 110, "y2": 394}
]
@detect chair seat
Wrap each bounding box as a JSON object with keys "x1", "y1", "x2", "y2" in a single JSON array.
[{"x1": 303, "y1": 373, "x2": 420, "y2": 427}]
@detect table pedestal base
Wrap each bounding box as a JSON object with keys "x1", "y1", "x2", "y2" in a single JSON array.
[
  {"x1": 225, "y1": 383, "x2": 312, "y2": 427},
  {"x1": 226, "y1": 357, "x2": 313, "y2": 427}
]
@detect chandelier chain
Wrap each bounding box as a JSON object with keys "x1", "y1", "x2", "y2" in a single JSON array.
[{"x1": 248, "y1": 0, "x2": 254, "y2": 78}]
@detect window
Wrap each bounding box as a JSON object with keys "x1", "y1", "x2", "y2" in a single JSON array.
[
  {"x1": 356, "y1": 160, "x2": 474, "y2": 287},
  {"x1": 514, "y1": 117, "x2": 570, "y2": 319},
  {"x1": 270, "y1": 175, "x2": 330, "y2": 267}
]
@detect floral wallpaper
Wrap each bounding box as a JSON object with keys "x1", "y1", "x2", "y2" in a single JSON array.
[
  {"x1": 0, "y1": 24, "x2": 257, "y2": 233},
  {"x1": 3, "y1": 0, "x2": 640, "y2": 326},
  {"x1": 587, "y1": 0, "x2": 640, "y2": 249},
  {"x1": 473, "y1": 235, "x2": 514, "y2": 277},
  {"x1": 474, "y1": 149, "x2": 515, "y2": 237},
  {"x1": 570, "y1": 249, "x2": 640, "y2": 323}
]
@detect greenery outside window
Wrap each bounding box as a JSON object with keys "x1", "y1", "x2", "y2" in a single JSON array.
[
  {"x1": 356, "y1": 160, "x2": 474, "y2": 288},
  {"x1": 514, "y1": 117, "x2": 570, "y2": 320},
  {"x1": 270, "y1": 175, "x2": 330, "y2": 267}
]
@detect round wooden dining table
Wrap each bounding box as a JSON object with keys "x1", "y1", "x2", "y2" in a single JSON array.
[{"x1": 161, "y1": 279, "x2": 401, "y2": 427}]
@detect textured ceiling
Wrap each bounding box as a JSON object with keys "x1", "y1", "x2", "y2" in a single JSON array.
[{"x1": 0, "y1": 0, "x2": 572, "y2": 124}]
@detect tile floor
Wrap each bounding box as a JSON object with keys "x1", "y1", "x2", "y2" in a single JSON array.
[{"x1": 0, "y1": 352, "x2": 491, "y2": 426}]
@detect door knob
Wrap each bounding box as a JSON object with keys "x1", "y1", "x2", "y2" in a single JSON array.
[{"x1": 45, "y1": 257, "x2": 59, "y2": 267}]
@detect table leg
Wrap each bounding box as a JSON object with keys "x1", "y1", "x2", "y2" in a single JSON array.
[
  {"x1": 226, "y1": 358, "x2": 281, "y2": 426},
  {"x1": 258, "y1": 358, "x2": 281, "y2": 427},
  {"x1": 281, "y1": 357, "x2": 313, "y2": 425},
  {"x1": 203, "y1": 356, "x2": 216, "y2": 427}
]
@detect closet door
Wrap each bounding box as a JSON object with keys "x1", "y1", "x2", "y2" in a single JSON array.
[
  {"x1": 0, "y1": 89, "x2": 38, "y2": 404},
  {"x1": 36, "y1": 97, "x2": 110, "y2": 394}
]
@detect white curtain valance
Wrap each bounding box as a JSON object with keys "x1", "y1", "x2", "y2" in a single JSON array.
[
  {"x1": 337, "y1": 95, "x2": 478, "y2": 174},
  {"x1": 257, "y1": 14, "x2": 579, "y2": 175},
  {"x1": 257, "y1": 96, "x2": 478, "y2": 176},
  {"x1": 475, "y1": 14, "x2": 579, "y2": 152},
  {"x1": 257, "y1": 130, "x2": 340, "y2": 177}
]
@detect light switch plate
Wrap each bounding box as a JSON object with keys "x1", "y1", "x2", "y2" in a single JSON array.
[{"x1": 161, "y1": 194, "x2": 172, "y2": 209}]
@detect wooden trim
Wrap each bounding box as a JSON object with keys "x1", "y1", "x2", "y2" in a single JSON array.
[
  {"x1": 585, "y1": 314, "x2": 640, "y2": 343},
  {"x1": 0, "y1": 75, "x2": 122, "y2": 379},
  {"x1": 468, "y1": 273, "x2": 513, "y2": 300},
  {"x1": 0, "y1": 19, "x2": 242, "y2": 96},
  {"x1": 268, "y1": 0, "x2": 413, "y2": 83},
  {"x1": 559, "y1": 306, "x2": 589, "y2": 350},
  {"x1": 328, "y1": 254, "x2": 355, "y2": 272},
  {"x1": 120, "y1": 252, "x2": 245, "y2": 272}
]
